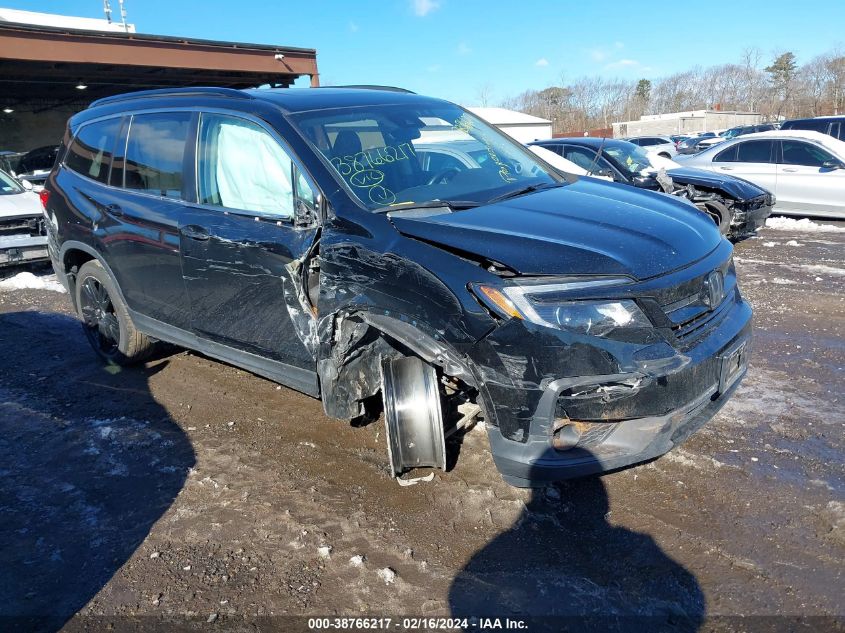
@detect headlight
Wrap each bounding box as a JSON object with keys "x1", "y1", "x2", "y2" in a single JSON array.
[{"x1": 472, "y1": 278, "x2": 651, "y2": 336}]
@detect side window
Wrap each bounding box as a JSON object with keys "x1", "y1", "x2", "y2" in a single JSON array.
[
  {"x1": 65, "y1": 118, "x2": 122, "y2": 184},
  {"x1": 831, "y1": 122, "x2": 843, "y2": 140},
  {"x1": 197, "y1": 113, "x2": 315, "y2": 219},
  {"x1": 562, "y1": 146, "x2": 613, "y2": 173},
  {"x1": 735, "y1": 140, "x2": 774, "y2": 163},
  {"x1": 714, "y1": 144, "x2": 738, "y2": 162},
  {"x1": 125, "y1": 112, "x2": 191, "y2": 198},
  {"x1": 780, "y1": 141, "x2": 835, "y2": 167}
]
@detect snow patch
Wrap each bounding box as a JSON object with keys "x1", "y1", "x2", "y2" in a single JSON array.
[
  {"x1": 0, "y1": 272, "x2": 66, "y2": 293},
  {"x1": 765, "y1": 217, "x2": 845, "y2": 233},
  {"x1": 377, "y1": 567, "x2": 397, "y2": 584}
]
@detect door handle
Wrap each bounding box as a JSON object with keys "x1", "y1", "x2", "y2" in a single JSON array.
[
  {"x1": 781, "y1": 167, "x2": 799, "y2": 172},
  {"x1": 180, "y1": 224, "x2": 210, "y2": 241},
  {"x1": 718, "y1": 166, "x2": 734, "y2": 171},
  {"x1": 105, "y1": 203, "x2": 124, "y2": 217}
]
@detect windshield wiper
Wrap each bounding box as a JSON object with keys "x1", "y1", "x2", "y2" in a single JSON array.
[
  {"x1": 485, "y1": 181, "x2": 562, "y2": 204},
  {"x1": 373, "y1": 199, "x2": 480, "y2": 214}
]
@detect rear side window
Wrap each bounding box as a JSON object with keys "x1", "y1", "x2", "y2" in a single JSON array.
[
  {"x1": 780, "y1": 141, "x2": 835, "y2": 167},
  {"x1": 65, "y1": 118, "x2": 122, "y2": 184},
  {"x1": 736, "y1": 140, "x2": 774, "y2": 163},
  {"x1": 713, "y1": 144, "x2": 737, "y2": 162},
  {"x1": 125, "y1": 112, "x2": 191, "y2": 198}
]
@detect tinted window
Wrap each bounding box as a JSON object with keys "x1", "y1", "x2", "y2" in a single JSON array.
[
  {"x1": 109, "y1": 117, "x2": 130, "y2": 188},
  {"x1": 780, "y1": 141, "x2": 835, "y2": 167},
  {"x1": 125, "y1": 112, "x2": 191, "y2": 198},
  {"x1": 65, "y1": 118, "x2": 122, "y2": 184},
  {"x1": 782, "y1": 119, "x2": 830, "y2": 133},
  {"x1": 735, "y1": 140, "x2": 774, "y2": 163},
  {"x1": 713, "y1": 144, "x2": 738, "y2": 162},
  {"x1": 562, "y1": 145, "x2": 615, "y2": 173},
  {"x1": 197, "y1": 113, "x2": 316, "y2": 219}
]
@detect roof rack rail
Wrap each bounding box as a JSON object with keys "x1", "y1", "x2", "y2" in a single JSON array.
[
  {"x1": 319, "y1": 85, "x2": 416, "y2": 94},
  {"x1": 90, "y1": 87, "x2": 253, "y2": 108}
]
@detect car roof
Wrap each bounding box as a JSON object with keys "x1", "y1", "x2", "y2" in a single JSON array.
[
  {"x1": 85, "y1": 86, "x2": 447, "y2": 117},
  {"x1": 783, "y1": 115, "x2": 845, "y2": 122},
  {"x1": 705, "y1": 129, "x2": 845, "y2": 157}
]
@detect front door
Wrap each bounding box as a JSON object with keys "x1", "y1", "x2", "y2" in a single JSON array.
[
  {"x1": 179, "y1": 112, "x2": 320, "y2": 371},
  {"x1": 776, "y1": 139, "x2": 845, "y2": 217}
]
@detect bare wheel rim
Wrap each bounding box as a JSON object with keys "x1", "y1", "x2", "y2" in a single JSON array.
[
  {"x1": 80, "y1": 276, "x2": 120, "y2": 355},
  {"x1": 381, "y1": 356, "x2": 446, "y2": 476}
]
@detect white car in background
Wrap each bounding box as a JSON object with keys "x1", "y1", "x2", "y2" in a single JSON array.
[
  {"x1": 0, "y1": 169, "x2": 48, "y2": 266},
  {"x1": 624, "y1": 135, "x2": 678, "y2": 159},
  {"x1": 677, "y1": 130, "x2": 845, "y2": 218}
]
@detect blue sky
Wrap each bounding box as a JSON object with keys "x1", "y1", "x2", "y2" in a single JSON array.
[{"x1": 4, "y1": 0, "x2": 844, "y2": 104}]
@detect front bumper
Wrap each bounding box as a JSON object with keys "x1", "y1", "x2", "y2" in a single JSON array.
[
  {"x1": 475, "y1": 293, "x2": 752, "y2": 487},
  {"x1": 731, "y1": 200, "x2": 772, "y2": 237}
]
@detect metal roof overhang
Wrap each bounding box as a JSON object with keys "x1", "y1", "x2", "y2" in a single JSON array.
[{"x1": 0, "y1": 22, "x2": 319, "y2": 112}]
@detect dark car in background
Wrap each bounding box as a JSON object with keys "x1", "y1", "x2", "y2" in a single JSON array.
[
  {"x1": 676, "y1": 133, "x2": 718, "y2": 155},
  {"x1": 16, "y1": 145, "x2": 60, "y2": 188},
  {"x1": 531, "y1": 137, "x2": 773, "y2": 239},
  {"x1": 43, "y1": 86, "x2": 751, "y2": 488},
  {"x1": 780, "y1": 116, "x2": 845, "y2": 141}
]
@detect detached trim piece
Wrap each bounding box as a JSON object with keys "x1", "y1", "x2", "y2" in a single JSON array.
[{"x1": 130, "y1": 310, "x2": 319, "y2": 397}]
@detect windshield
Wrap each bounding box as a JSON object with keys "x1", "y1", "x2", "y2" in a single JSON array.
[
  {"x1": 290, "y1": 103, "x2": 560, "y2": 210},
  {"x1": 604, "y1": 143, "x2": 652, "y2": 176},
  {"x1": 0, "y1": 169, "x2": 24, "y2": 195}
]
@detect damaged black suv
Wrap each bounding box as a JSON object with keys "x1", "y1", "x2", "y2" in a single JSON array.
[{"x1": 44, "y1": 86, "x2": 751, "y2": 487}]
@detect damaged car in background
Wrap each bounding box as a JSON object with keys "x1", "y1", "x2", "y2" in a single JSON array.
[
  {"x1": 0, "y1": 168, "x2": 48, "y2": 267},
  {"x1": 43, "y1": 86, "x2": 752, "y2": 487},
  {"x1": 530, "y1": 137, "x2": 774, "y2": 240}
]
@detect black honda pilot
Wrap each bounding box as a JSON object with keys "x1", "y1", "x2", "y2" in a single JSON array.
[{"x1": 43, "y1": 86, "x2": 751, "y2": 487}]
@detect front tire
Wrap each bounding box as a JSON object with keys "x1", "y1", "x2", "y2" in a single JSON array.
[{"x1": 75, "y1": 259, "x2": 154, "y2": 365}]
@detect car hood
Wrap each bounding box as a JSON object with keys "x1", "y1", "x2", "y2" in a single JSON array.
[
  {"x1": 389, "y1": 178, "x2": 722, "y2": 280},
  {"x1": 667, "y1": 167, "x2": 770, "y2": 200},
  {"x1": 0, "y1": 191, "x2": 42, "y2": 218}
]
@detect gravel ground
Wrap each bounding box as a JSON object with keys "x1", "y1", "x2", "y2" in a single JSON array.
[{"x1": 0, "y1": 218, "x2": 842, "y2": 632}]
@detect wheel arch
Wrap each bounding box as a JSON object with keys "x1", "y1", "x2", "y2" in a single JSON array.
[{"x1": 59, "y1": 241, "x2": 128, "y2": 311}]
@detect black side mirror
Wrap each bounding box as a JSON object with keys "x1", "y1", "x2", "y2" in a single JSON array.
[{"x1": 822, "y1": 159, "x2": 844, "y2": 170}]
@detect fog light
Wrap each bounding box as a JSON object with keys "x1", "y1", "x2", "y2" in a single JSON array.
[{"x1": 551, "y1": 418, "x2": 582, "y2": 451}]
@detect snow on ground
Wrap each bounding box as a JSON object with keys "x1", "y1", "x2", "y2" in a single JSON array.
[
  {"x1": 766, "y1": 217, "x2": 845, "y2": 233},
  {"x1": 0, "y1": 271, "x2": 66, "y2": 293}
]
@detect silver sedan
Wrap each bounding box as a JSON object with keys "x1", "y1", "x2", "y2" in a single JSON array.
[{"x1": 676, "y1": 130, "x2": 845, "y2": 218}]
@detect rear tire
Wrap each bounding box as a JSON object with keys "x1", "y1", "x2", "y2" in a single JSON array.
[{"x1": 75, "y1": 259, "x2": 155, "y2": 365}]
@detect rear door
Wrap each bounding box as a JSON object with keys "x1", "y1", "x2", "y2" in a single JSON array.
[
  {"x1": 776, "y1": 139, "x2": 845, "y2": 217},
  {"x1": 179, "y1": 112, "x2": 320, "y2": 375},
  {"x1": 106, "y1": 111, "x2": 194, "y2": 329},
  {"x1": 709, "y1": 139, "x2": 777, "y2": 193}
]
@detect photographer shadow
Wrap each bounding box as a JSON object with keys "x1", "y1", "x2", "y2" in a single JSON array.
[
  {"x1": 0, "y1": 310, "x2": 195, "y2": 631},
  {"x1": 449, "y1": 464, "x2": 705, "y2": 632}
]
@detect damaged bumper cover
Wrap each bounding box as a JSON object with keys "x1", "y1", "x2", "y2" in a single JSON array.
[
  {"x1": 0, "y1": 233, "x2": 48, "y2": 266},
  {"x1": 470, "y1": 255, "x2": 752, "y2": 487}
]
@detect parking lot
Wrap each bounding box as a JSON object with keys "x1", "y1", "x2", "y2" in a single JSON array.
[{"x1": 0, "y1": 218, "x2": 842, "y2": 629}]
